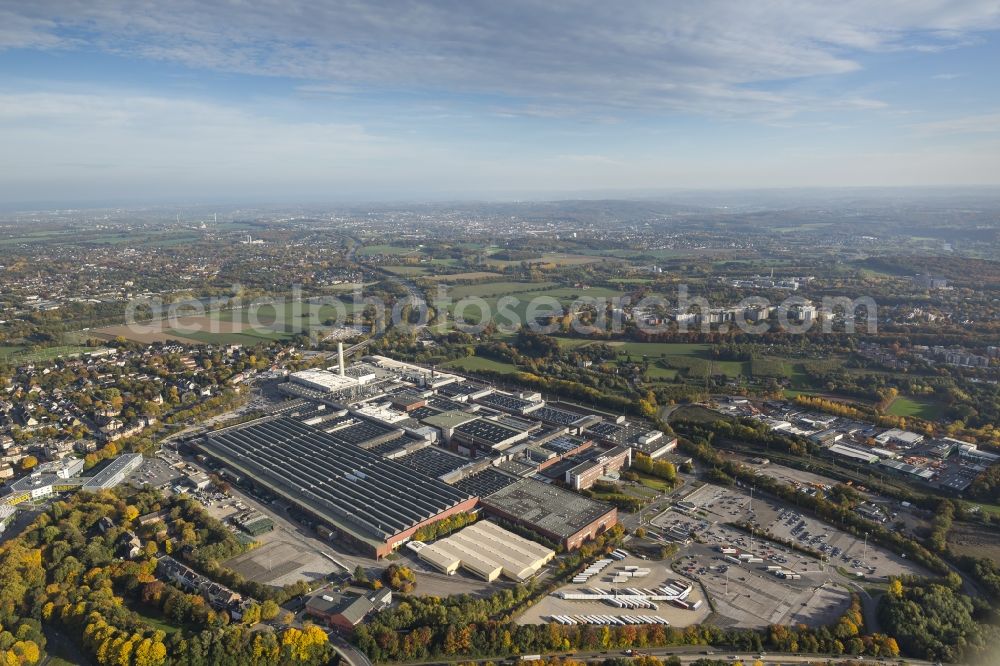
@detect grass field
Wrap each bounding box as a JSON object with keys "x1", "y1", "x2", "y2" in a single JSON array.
[
  {"x1": 382, "y1": 265, "x2": 429, "y2": 276},
  {"x1": 483, "y1": 252, "x2": 605, "y2": 268},
  {"x1": 0, "y1": 344, "x2": 94, "y2": 362},
  {"x1": 443, "y1": 356, "x2": 518, "y2": 374},
  {"x1": 357, "y1": 244, "x2": 421, "y2": 256},
  {"x1": 607, "y1": 341, "x2": 711, "y2": 357},
  {"x1": 668, "y1": 404, "x2": 732, "y2": 424},
  {"x1": 645, "y1": 364, "x2": 679, "y2": 380},
  {"x1": 887, "y1": 395, "x2": 946, "y2": 420},
  {"x1": 424, "y1": 271, "x2": 503, "y2": 282},
  {"x1": 751, "y1": 357, "x2": 790, "y2": 378},
  {"x1": 444, "y1": 283, "x2": 623, "y2": 326},
  {"x1": 216, "y1": 301, "x2": 360, "y2": 325},
  {"x1": 552, "y1": 337, "x2": 596, "y2": 350},
  {"x1": 166, "y1": 329, "x2": 289, "y2": 346},
  {"x1": 446, "y1": 281, "x2": 556, "y2": 299}
]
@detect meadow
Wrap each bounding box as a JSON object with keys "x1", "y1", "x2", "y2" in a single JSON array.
[{"x1": 887, "y1": 395, "x2": 946, "y2": 420}]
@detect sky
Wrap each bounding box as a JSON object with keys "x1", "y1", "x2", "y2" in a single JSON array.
[{"x1": 2, "y1": 0, "x2": 1000, "y2": 205}]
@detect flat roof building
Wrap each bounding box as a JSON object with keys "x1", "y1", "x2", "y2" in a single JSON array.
[
  {"x1": 412, "y1": 520, "x2": 554, "y2": 581},
  {"x1": 199, "y1": 417, "x2": 477, "y2": 558},
  {"x1": 290, "y1": 369, "x2": 361, "y2": 393},
  {"x1": 827, "y1": 444, "x2": 878, "y2": 464},
  {"x1": 82, "y1": 453, "x2": 144, "y2": 491},
  {"x1": 480, "y1": 478, "x2": 617, "y2": 550},
  {"x1": 474, "y1": 391, "x2": 544, "y2": 416},
  {"x1": 452, "y1": 418, "x2": 529, "y2": 455},
  {"x1": 565, "y1": 445, "x2": 632, "y2": 490}
]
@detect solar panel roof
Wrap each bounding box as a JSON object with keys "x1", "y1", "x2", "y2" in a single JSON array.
[{"x1": 200, "y1": 417, "x2": 473, "y2": 545}]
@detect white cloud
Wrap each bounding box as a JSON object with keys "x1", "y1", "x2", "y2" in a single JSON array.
[{"x1": 5, "y1": 1, "x2": 999, "y2": 117}]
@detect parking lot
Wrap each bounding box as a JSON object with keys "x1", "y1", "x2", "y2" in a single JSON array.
[
  {"x1": 127, "y1": 455, "x2": 183, "y2": 490},
  {"x1": 226, "y1": 529, "x2": 342, "y2": 587},
  {"x1": 644, "y1": 481, "x2": 933, "y2": 627},
  {"x1": 519, "y1": 556, "x2": 710, "y2": 627},
  {"x1": 764, "y1": 508, "x2": 928, "y2": 580}
]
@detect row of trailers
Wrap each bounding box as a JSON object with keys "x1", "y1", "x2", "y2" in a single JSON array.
[
  {"x1": 606, "y1": 596, "x2": 657, "y2": 610},
  {"x1": 547, "y1": 615, "x2": 671, "y2": 626},
  {"x1": 572, "y1": 550, "x2": 632, "y2": 584},
  {"x1": 572, "y1": 558, "x2": 612, "y2": 584}
]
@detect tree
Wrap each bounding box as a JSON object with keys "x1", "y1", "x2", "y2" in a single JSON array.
[
  {"x1": 18, "y1": 456, "x2": 38, "y2": 472},
  {"x1": 353, "y1": 565, "x2": 368, "y2": 584},
  {"x1": 261, "y1": 599, "x2": 280, "y2": 621},
  {"x1": 242, "y1": 602, "x2": 262, "y2": 625}
]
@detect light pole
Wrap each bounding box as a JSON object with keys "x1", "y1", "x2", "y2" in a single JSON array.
[{"x1": 862, "y1": 532, "x2": 869, "y2": 567}]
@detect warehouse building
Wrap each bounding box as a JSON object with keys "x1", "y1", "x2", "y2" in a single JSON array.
[
  {"x1": 410, "y1": 519, "x2": 555, "y2": 581},
  {"x1": 198, "y1": 417, "x2": 477, "y2": 558},
  {"x1": 480, "y1": 478, "x2": 617, "y2": 550}
]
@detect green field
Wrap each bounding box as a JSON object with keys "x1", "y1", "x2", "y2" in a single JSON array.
[
  {"x1": 216, "y1": 300, "x2": 360, "y2": 325},
  {"x1": 887, "y1": 395, "x2": 946, "y2": 420},
  {"x1": 668, "y1": 404, "x2": 732, "y2": 424},
  {"x1": 483, "y1": 252, "x2": 605, "y2": 267},
  {"x1": 552, "y1": 337, "x2": 597, "y2": 350},
  {"x1": 444, "y1": 284, "x2": 625, "y2": 327},
  {"x1": 0, "y1": 344, "x2": 95, "y2": 362},
  {"x1": 446, "y1": 281, "x2": 556, "y2": 299},
  {"x1": 382, "y1": 265, "x2": 430, "y2": 276},
  {"x1": 357, "y1": 244, "x2": 421, "y2": 256},
  {"x1": 608, "y1": 341, "x2": 711, "y2": 357},
  {"x1": 751, "y1": 357, "x2": 790, "y2": 378},
  {"x1": 645, "y1": 364, "x2": 679, "y2": 380},
  {"x1": 129, "y1": 604, "x2": 181, "y2": 635},
  {"x1": 166, "y1": 329, "x2": 291, "y2": 346},
  {"x1": 443, "y1": 356, "x2": 518, "y2": 374}
]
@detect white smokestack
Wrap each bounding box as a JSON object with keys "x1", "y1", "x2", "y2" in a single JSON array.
[{"x1": 338, "y1": 342, "x2": 346, "y2": 376}]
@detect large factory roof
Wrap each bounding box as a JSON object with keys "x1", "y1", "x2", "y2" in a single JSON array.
[
  {"x1": 481, "y1": 478, "x2": 614, "y2": 540},
  {"x1": 421, "y1": 410, "x2": 479, "y2": 430},
  {"x1": 290, "y1": 369, "x2": 360, "y2": 393},
  {"x1": 395, "y1": 446, "x2": 471, "y2": 478},
  {"x1": 452, "y1": 468, "x2": 520, "y2": 497},
  {"x1": 475, "y1": 392, "x2": 541, "y2": 414},
  {"x1": 323, "y1": 416, "x2": 402, "y2": 448},
  {"x1": 532, "y1": 406, "x2": 598, "y2": 428},
  {"x1": 199, "y1": 417, "x2": 474, "y2": 547},
  {"x1": 453, "y1": 418, "x2": 525, "y2": 446}
]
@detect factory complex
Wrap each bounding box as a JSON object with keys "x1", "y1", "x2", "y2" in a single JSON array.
[{"x1": 195, "y1": 351, "x2": 675, "y2": 559}]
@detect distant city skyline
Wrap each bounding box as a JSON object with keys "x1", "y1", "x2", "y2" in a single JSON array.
[{"x1": 2, "y1": 1, "x2": 1000, "y2": 205}]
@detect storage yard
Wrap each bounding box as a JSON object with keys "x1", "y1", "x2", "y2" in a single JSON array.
[{"x1": 519, "y1": 555, "x2": 710, "y2": 627}]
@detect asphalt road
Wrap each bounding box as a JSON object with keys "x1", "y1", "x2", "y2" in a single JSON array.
[{"x1": 409, "y1": 646, "x2": 934, "y2": 666}]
